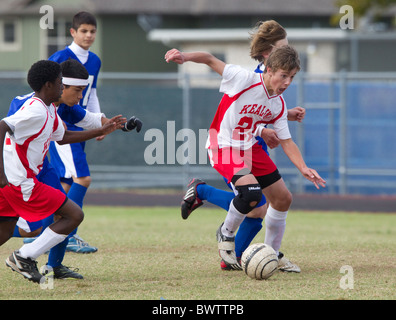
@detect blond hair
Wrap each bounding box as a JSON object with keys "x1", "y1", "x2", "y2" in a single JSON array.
[
  {"x1": 265, "y1": 45, "x2": 301, "y2": 73},
  {"x1": 249, "y1": 20, "x2": 287, "y2": 62}
]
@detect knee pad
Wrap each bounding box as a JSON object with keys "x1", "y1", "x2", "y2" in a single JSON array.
[{"x1": 232, "y1": 184, "x2": 262, "y2": 214}]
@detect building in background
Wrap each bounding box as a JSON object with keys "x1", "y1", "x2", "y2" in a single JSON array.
[{"x1": 1, "y1": 0, "x2": 396, "y2": 73}]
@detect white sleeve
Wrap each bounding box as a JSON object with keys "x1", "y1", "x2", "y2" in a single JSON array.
[
  {"x1": 273, "y1": 111, "x2": 291, "y2": 140},
  {"x1": 3, "y1": 106, "x2": 46, "y2": 144},
  {"x1": 220, "y1": 64, "x2": 258, "y2": 97},
  {"x1": 51, "y1": 113, "x2": 66, "y2": 141},
  {"x1": 86, "y1": 88, "x2": 101, "y2": 113},
  {"x1": 75, "y1": 110, "x2": 105, "y2": 130}
]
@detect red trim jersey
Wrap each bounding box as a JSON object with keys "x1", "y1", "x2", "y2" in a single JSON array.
[
  {"x1": 207, "y1": 64, "x2": 291, "y2": 151},
  {"x1": 3, "y1": 97, "x2": 65, "y2": 200}
]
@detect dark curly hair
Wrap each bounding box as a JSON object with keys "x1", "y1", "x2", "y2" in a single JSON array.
[{"x1": 27, "y1": 60, "x2": 61, "y2": 92}]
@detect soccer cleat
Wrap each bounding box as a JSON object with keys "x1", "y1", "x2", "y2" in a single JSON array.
[
  {"x1": 220, "y1": 258, "x2": 242, "y2": 271},
  {"x1": 216, "y1": 224, "x2": 241, "y2": 269},
  {"x1": 181, "y1": 178, "x2": 206, "y2": 220},
  {"x1": 66, "y1": 235, "x2": 98, "y2": 254},
  {"x1": 278, "y1": 252, "x2": 301, "y2": 273},
  {"x1": 5, "y1": 251, "x2": 45, "y2": 284},
  {"x1": 41, "y1": 264, "x2": 84, "y2": 280}
]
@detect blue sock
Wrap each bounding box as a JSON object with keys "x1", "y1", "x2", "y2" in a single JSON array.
[
  {"x1": 67, "y1": 182, "x2": 87, "y2": 209},
  {"x1": 47, "y1": 183, "x2": 87, "y2": 268},
  {"x1": 47, "y1": 233, "x2": 73, "y2": 268},
  {"x1": 235, "y1": 217, "x2": 263, "y2": 258},
  {"x1": 196, "y1": 184, "x2": 234, "y2": 211}
]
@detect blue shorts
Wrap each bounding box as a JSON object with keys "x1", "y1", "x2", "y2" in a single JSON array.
[{"x1": 49, "y1": 140, "x2": 90, "y2": 179}]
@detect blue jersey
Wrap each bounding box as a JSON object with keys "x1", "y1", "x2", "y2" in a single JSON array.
[{"x1": 49, "y1": 46, "x2": 101, "y2": 110}]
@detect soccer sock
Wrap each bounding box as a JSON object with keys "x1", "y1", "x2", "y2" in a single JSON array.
[
  {"x1": 264, "y1": 205, "x2": 288, "y2": 254},
  {"x1": 65, "y1": 183, "x2": 87, "y2": 237},
  {"x1": 47, "y1": 234, "x2": 73, "y2": 268},
  {"x1": 196, "y1": 184, "x2": 234, "y2": 211},
  {"x1": 67, "y1": 182, "x2": 87, "y2": 209},
  {"x1": 18, "y1": 227, "x2": 67, "y2": 260},
  {"x1": 221, "y1": 200, "x2": 246, "y2": 237},
  {"x1": 235, "y1": 217, "x2": 263, "y2": 258}
]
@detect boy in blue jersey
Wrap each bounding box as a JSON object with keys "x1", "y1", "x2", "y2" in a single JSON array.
[
  {"x1": 12, "y1": 59, "x2": 141, "y2": 279},
  {"x1": 48, "y1": 12, "x2": 103, "y2": 253},
  {"x1": 180, "y1": 20, "x2": 305, "y2": 272}
]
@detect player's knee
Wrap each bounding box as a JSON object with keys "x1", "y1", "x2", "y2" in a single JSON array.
[
  {"x1": 74, "y1": 176, "x2": 91, "y2": 188},
  {"x1": 271, "y1": 189, "x2": 292, "y2": 211},
  {"x1": 233, "y1": 184, "x2": 262, "y2": 214}
]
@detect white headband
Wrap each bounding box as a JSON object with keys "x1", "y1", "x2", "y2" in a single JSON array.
[{"x1": 62, "y1": 77, "x2": 89, "y2": 86}]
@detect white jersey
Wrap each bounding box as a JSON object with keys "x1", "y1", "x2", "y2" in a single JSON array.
[
  {"x1": 3, "y1": 97, "x2": 65, "y2": 196},
  {"x1": 207, "y1": 64, "x2": 291, "y2": 151}
]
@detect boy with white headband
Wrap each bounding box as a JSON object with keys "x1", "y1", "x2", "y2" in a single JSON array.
[{"x1": 48, "y1": 11, "x2": 104, "y2": 253}]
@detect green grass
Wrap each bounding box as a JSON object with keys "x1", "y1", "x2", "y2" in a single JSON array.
[{"x1": 0, "y1": 206, "x2": 395, "y2": 300}]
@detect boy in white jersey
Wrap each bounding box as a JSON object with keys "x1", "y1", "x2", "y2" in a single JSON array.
[
  {"x1": 0, "y1": 60, "x2": 125, "y2": 283},
  {"x1": 166, "y1": 45, "x2": 326, "y2": 268}
]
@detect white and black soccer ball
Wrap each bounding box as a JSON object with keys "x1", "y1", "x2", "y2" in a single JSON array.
[{"x1": 241, "y1": 243, "x2": 279, "y2": 280}]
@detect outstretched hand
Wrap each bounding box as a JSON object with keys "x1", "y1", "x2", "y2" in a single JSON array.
[
  {"x1": 101, "y1": 115, "x2": 126, "y2": 135},
  {"x1": 301, "y1": 167, "x2": 326, "y2": 189},
  {"x1": 165, "y1": 49, "x2": 185, "y2": 64}
]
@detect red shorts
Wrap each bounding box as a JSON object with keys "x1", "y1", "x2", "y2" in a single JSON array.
[
  {"x1": 208, "y1": 142, "x2": 278, "y2": 183},
  {"x1": 0, "y1": 179, "x2": 67, "y2": 222}
]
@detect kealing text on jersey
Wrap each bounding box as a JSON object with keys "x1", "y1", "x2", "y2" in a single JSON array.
[{"x1": 152, "y1": 303, "x2": 243, "y2": 317}]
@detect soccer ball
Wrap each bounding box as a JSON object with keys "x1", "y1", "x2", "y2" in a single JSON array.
[{"x1": 241, "y1": 243, "x2": 279, "y2": 280}]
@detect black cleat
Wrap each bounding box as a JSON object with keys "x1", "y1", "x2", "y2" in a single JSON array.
[
  {"x1": 181, "y1": 178, "x2": 206, "y2": 219},
  {"x1": 5, "y1": 251, "x2": 44, "y2": 284},
  {"x1": 41, "y1": 264, "x2": 84, "y2": 280}
]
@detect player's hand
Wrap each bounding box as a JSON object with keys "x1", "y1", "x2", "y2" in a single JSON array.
[
  {"x1": 101, "y1": 115, "x2": 126, "y2": 135},
  {"x1": 287, "y1": 107, "x2": 306, "y2": 122},
  {"x1": 261, "y1": 128, "x2": 280, "y2": 149},
  {"x1": 165, "y1": 49, "x2": 185, "y2": 64},
  {"x1": 301, "y1": 167, "x2": 326, "y2": 189},
  {"x1": 122, "y1": 116, "x2": 143, "y2": 133}
]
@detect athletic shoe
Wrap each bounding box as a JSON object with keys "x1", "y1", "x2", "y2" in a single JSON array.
[
  {"x1": 181, "y1": 178, "x2": 206, "y2": 220},
  {"x1": 278, "y1": 252, "x2": 301, "y2": 273},
  {"x1": 41, "y1": 264, "x2": 84, "y2": 280},
  {"x1": 66, "y1": 235, "x2": 98, "y2": 254},
  {"x1": 220, "y1": 258, "x2": 242, "y2": 271},
  {"x1": 5, "y1": 251, "x2": 44, "y2": 284},
  {"x1": 216, "y1": 224, "x2": 241, "y2": 270}
]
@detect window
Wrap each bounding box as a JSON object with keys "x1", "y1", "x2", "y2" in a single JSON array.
[
  {"x1": 46, "y1": 17, "x2": 72, "y2": 57},
  {"x1": 0, "y1": 19, "x2": 21, "y2": 51}
]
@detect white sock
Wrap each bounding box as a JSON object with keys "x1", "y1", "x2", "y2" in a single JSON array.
[
  {"x1": 19, "y1": 227, "x2": 67, "y2": 260},
  {"x1": 221, "y1": 200, "x2": 246, "y2": 237},
  {"x1": 264, "y1": 205, "x2": 288, "y2": 254}
]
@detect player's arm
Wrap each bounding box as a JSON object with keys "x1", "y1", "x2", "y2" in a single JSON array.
[
  {"x1": 165, "y1": 49, "x2": 226, "y2": 76},
  {"x1": 58, "y1": 115, "x2": 126, "y2": 145},
  {"x1": 0, "y1": 120, "x2": 12, "y2": 188},
  {"x1": 280, "y1": 138, "x2": 326, "y2": 189}
]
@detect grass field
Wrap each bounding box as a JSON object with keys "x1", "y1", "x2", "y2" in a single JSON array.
[{"x1": 0, "y1": 206, "x2": 395, "y2": 300}]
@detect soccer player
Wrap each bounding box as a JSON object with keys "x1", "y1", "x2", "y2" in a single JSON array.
[
  {"x1": 48, "y1": 11, "x2": 104, "y2": 253},
  {"x1": 10, "y1": 59, "x2": 142, "y2": 279},
  {"x1": 0, "y1": 60, "x2": 125, "y2": 283},
  {"x1": 165, "y1": 45, "x2": 326, "y2": 269},
  {"x1": 181, "y1": 21, "x2": 304, "y2": 271}
]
